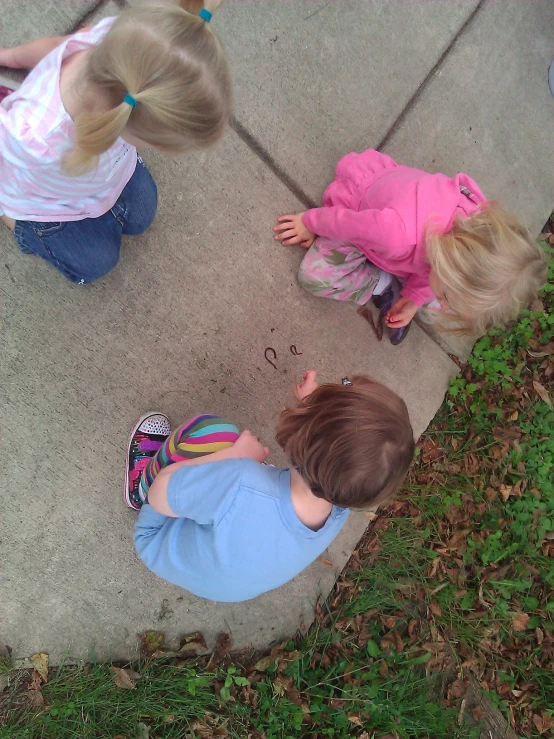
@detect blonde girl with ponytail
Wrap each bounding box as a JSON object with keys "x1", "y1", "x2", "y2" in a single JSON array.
[{"x1": 0, "y1": 1, "x2": 231, "y2": 284}]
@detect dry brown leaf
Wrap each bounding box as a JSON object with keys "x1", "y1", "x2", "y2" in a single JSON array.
[
  {"x1": 30, "y1": 653, "x2": 48, "y2": 683},
  {"x1": 429, "y1": 601, "x2": 442, "y2": 616},
  {"x1": 254, "y1": 654, "x2": 276, "y2": 672},
  {"x1": 138, "y1": 630, "x2": 166, "y2": 656},
  {"x1": 365, "y1": 511, "x2": 378, "y2": 521},
  {"x1": 533, "y1": 381, "x2": 552, "y2": 408},
  {"x1": 190, "y1": 721, "x2": 214, "y2": 738},
  {"x1": 511, "y1": 612, "x2": 530, "y2": 632},
  {"x1": 471, "y1": 706, "x2": 485, "y2": 722},
  {"x1": 528, "y1": 349, "x2": 552, "y2": 358},
  {"x1": 28, "y1": 688, "x2": 44, "y2": 707},
  {"x1": 499, "y1": 484, "x2": 513, "y2": 502},
  {"x1": 110, "y1": 666, "x2": 141, "y2": 690}
]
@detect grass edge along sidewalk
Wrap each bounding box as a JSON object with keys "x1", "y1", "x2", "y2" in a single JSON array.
[{"x1": 1, "y1": 220, "x2": 553, "y2": 738}]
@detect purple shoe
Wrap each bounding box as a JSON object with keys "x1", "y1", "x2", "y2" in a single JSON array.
[{"x1": 372, "y1": 277, "x2": 412, "y2": 346}]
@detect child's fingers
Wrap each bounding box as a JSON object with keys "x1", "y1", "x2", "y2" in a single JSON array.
[
  {"x1": 273, "y1": 221, "x2": 294, "y2": 233},
  {"x1": 274, "y1": 227, "x2": 297, "y2": 239}
]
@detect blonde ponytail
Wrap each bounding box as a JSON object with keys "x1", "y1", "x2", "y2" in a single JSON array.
[
  {"x1": 64, "y1": 101, "x2": 133, "y2": 175},
  {"x1": 65, "y1": 1, "x2": 232, "y2": 174}
]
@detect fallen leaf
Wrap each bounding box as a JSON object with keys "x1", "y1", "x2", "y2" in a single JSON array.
[
  {"x1": 471, "y1": 706, "x2": 485, "y2": 722},
  {"x1": 533, "y1": 381, "x2": 552, "y2": 408},
  {"x1": 254, "y1": 654, "x2": 276, "y2": 672},
  {"x1": 499, "y1": 484, "x2": 513, "y2": 502},
  {"x1": 347, "y1": 713, "x2": 364, "y2": 727},
  {"x1": 190, "y1": 721, "x2": 214, "y2": 738},
  {"x1": 357, "y1": 306, "x2": 383, "y2": 342},
  {"x1": 28, "y1": 688, "x2": 44, "y2": 707},
  {"x1": 29, "y1": 670, "x2": 42, "y2": 691},
  {"x1": 365, "y1": 511, "x2": 378, "y2": 521},
  {"x1": 110, "y1": 666, "x2": 141, "y2": 690},
  {"x1": 180, "y1": 631, "x2": 208, "y2": 651},
  {"x1": 511, "y1": 612, "x2": 530, "y2": 632},
  {"x1": 429, "y1": 601, "x2": 442, "y2": 616},
  {"x1": 138, "y1": 631, "x2": 166, "y2": 656},
  {"x1": 30, "y1": 653, "x2": 48, "y2": 683},
  {"x1": 527, "y1": 349, "x2": 552, "y2": 358}
]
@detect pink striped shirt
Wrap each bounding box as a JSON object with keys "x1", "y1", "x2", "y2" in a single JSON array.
[{"x1": 0, "y1": 17, "x2": 137, "y2": 222}]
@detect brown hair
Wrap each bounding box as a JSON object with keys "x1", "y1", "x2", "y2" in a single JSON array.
[
  {"x1": 426, "y1": 202, "x2": 548, "y2": 336},
  {"x1": 275, "y1": 376, "x2": 415, "y2": 510},
  {"x1": 65, "y1": 0, "x2": 231, "y2": 174}
]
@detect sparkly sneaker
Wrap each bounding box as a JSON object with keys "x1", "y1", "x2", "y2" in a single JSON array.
[{"x1": 125, "y1": 413, "x2": 171, "y2": 511}]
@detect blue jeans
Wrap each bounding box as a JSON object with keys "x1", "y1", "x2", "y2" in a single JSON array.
[{"x1": 14, "y1": 156, "x2": 158, "y2": 284}]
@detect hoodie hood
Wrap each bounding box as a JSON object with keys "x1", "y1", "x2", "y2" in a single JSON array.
[{"x1": 416, "y1": 172, "x2": 487, "y2": 243}]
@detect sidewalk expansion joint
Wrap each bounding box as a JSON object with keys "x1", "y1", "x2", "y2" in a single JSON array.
[
  {"x1": 376, "y1": 0, "x2": 485, "y2": 152},
  {"x1": 230, "y1": 117, "x2": 318, "y2": 210}
]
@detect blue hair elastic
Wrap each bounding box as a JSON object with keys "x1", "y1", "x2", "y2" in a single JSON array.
[
  {"x1": 198, "y1": 8, "x2": 212, "y2": 22},
  {"x1": 123, "y1": 93, "x2": 137, "y2": 108}
]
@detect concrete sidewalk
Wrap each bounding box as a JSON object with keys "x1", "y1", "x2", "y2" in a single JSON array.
[{"x1": 1, "y1": 0, "x2": 553, "y2": 665}]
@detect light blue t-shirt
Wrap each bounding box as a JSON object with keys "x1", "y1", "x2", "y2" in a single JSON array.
[{"x1": 134, "y1": 458, "x2": 349, "y2": 602}]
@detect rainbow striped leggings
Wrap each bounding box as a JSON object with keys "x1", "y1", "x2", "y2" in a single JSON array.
[{"x1": 139, "y1": 414, "x2": 240, "y2": 502}]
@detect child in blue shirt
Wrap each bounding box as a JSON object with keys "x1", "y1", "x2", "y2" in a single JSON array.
[{"x1": 126, "y1": 370, "x2": 415, "y2": 602}]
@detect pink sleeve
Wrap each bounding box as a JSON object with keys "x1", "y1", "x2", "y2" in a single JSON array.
[
  {"x1": 302, "y1": 206, "x2": 407, "y2": 254},
  {"x1": 401, "y1": 273, "x2": 436, "y2": 307}
]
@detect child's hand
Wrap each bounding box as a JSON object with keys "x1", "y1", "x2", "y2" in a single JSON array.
[
  {"x1": 273, "y1": 213, "x2": 316, "y2": 248},
  {"x1": 385, "y1": 297, "x2": 418, "y2": 328},
  {"x1": 294, "y1": 370, "x2": 319, "y2": 401},
  {"x1": 232, "y1": 430, "x2": 270, "y2": 463}
]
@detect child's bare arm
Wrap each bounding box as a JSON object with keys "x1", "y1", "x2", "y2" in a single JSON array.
[
  {"x1": 0, "y1": 32, "x2": 85, "y2": 69},
  {"x1": 147, "y1": 430, "x2": 270, "y2": 517}
]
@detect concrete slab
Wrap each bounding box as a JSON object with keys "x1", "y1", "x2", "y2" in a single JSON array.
[
  {"x1": 1, "y1": 0, "x2": 101, "y2": 46},
  {"x1": 0, "y1": 131, "x2": 457, "y2": 664},
  {"x1": 213, "y1": 0, "x2": 480, "y2": 203},
  {"x1": 382, "y1": 0, "x2": 554, "y2": 239},
  {"x1": 0, "y1": 1, "x2": 116, "y2": 87}
]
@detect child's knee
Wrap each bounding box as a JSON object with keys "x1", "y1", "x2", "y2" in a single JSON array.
[
  {"x1": 123, "y1": 164, "x2": 158, "y2": 236},
  {"x1": 297, "y1": 254, "x2": 331, "y2": 294},
  {"x1": 64, "y1": 247, "x2": 120, "y2": 284}
]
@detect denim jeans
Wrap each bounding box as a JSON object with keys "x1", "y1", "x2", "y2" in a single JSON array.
[{"x1": 14, "y1": 156, "x2": 158, "y2": 284}]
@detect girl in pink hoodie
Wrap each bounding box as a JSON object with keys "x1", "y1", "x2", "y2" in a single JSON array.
[{"x1": 274, "y1": 149, "x2": 547, "y2": 344}]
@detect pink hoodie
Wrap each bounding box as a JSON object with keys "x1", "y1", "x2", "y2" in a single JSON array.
[{"x1": 302, "y1": 149, "x2": 486, "y2": 306}]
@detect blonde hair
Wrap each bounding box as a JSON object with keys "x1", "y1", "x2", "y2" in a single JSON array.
[
  {"x1": 65, "y1": 0, "x2": 231, "y2": 174},
  {"x1": 426, "y1": 202, "x2": 548, "y2": 336},
  {"x1": 275, "y1": 376, "x2": 415, "y2": 510}
]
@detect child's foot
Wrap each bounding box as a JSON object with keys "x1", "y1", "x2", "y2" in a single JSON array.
[
  {"x1": 372, "y1": 277, "x2": 412, "y2": 346},
  {"x1": 125, "y1": 412, "x2": 171, "y2": 511}
]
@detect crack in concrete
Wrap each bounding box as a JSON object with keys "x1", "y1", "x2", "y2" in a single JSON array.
[
  {"x1": 376, "y1": 0, "x2": 486, "y2": 151},
  {"x1": 230, "y1": 118, "x2": 317, "y2": 210}
]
